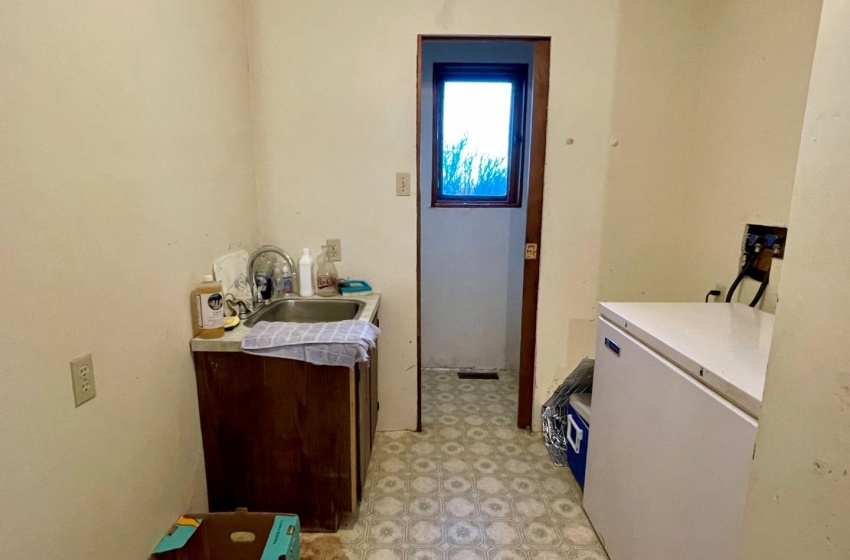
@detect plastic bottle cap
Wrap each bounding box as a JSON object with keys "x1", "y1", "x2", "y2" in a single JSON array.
[
  {"x1": 303, "y1": 248, "x2": 311, "y2": 254},
  {"x1": 203, "y1": 274, "x2": 214, "y2": 282}
]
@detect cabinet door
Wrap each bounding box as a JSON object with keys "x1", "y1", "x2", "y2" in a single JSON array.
[
  {"x1": 369, "y1": 320, "x2": 379, "y2": 442},
  {"x1": 583, "y1": 319, "x2": 757, "y2": 560},
  {"x1": 354, "y1": 316, "x2": 380, "y2": 501},
  {"x1": 193, "y1": 352, "x2": 352, "y2": 532},
  {"x1": 356, "y1": 361, "x2": 371, "y2": 499}
]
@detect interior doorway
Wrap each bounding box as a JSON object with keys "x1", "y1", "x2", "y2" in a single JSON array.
[{"x1": 416, "y1": 36, "x2": 551, "y2": 430}]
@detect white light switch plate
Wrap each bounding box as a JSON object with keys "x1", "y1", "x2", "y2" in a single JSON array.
[{"x1": 396, "y1": 172, "x2": 411, "y2": 196}]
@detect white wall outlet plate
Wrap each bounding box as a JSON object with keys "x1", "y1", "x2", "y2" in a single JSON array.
[
  {"x1": 70, "y1": 353, "x2": 96, "y2": 407},
  {"x1": 326, "y1": 238, "x2": 342, "y2": 262},
  {"x1": 396, "y1": 172, "x2": 411, "y2": 196}
]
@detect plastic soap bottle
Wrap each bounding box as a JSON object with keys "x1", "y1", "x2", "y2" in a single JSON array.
[
  {"x1": 191, "y1": 275, "x2": 224, "y2": 339},
  {"x1": 298, "y1": 248, "x2": 314, "y2": 297}
]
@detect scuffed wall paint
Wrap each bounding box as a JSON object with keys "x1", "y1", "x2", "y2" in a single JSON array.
[
  {"x1": 246, "y1": 0, "x2": 619, "y2": 431},
  {"x1": 0, "y1": 1, "x2": 258, "y2": 558},
  {"x1": 739, "y1": 1, "x2": 850, "y2": 556}
]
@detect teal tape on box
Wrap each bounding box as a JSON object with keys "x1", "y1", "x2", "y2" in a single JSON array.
[
  {"x1": 261, "y1": 515, "x2": 299, "y2": 560},
  {"x1": 153, "y1": 518, "x2": 202, "y2": 554}
]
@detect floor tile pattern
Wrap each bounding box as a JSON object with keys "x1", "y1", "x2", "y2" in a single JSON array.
[{"x1": 301, "y1": 369, "x2": 608, "y2": 560}]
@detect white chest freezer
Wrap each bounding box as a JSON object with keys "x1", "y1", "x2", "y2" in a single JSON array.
[{"x1": 583, "y1": 302, "x2": 774, "y2": 560}]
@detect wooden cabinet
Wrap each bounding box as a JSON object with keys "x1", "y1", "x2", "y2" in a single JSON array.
[
  {"x1": 356, "y1": 322, "x2": 379, "y2": 498},
  {"x1": 192, "y1": 319, "x2": 378, "y2": 533}
]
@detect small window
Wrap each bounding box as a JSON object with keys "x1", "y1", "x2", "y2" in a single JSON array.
[{"x1": 432, "y1": 63, "x2": 528, "y2": 208}]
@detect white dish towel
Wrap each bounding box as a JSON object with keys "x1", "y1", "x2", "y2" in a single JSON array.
[{"x1": 241, "y1": 320, "x2": 380, "y2": 368}]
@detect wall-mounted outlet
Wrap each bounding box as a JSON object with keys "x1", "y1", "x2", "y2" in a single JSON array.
[
  {"x1": 396, "y1": 172, "x2": 411, "y2": 196},
  {"x1": 70, "y1": 353, "x2": 96, "y2": 407},
  {"x1": 326, "y1": 238, "x2": 342, "y2": 262}
]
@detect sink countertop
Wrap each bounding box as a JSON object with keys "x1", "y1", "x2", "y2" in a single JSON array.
[{"x1": 191, "y1": 292, "x2": 381, "y2": 353}]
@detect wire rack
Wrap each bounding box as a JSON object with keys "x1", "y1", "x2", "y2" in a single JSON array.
[{"x1": 541, "y1": 358, "x2": 594, "y2": 466}]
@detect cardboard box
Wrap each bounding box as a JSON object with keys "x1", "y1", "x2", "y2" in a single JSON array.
[{"x1": 149, "y1": 509, "x2": 300, "y2": 560}]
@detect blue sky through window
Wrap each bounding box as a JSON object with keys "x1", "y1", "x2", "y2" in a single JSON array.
[{"x1": 441, "y1": 81, "x2": 513, "y2": 197}]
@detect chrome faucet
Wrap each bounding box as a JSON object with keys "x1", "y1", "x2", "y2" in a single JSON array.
[{"x1": 247, "y1": 245, "x2": 298, "y2": 308}]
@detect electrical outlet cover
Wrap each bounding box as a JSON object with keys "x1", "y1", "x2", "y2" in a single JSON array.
[
  {"x1": 326, "y1": 238, "x2": 342, "y2": 262},
  {"x1": 70, "y1": 353, "x2": 96, "y2": 407}
]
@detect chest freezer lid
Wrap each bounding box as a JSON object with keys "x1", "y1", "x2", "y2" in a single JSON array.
[{"x1": 599, "y1": 302, "x2": 774, "y2": 419}]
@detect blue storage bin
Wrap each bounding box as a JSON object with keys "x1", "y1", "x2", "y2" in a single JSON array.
[{"x1": 566, "y1": 393, "x2": 592, "y2": 488}]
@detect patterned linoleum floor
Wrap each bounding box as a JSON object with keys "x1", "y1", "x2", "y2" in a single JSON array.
[{"x1": 301, "y1": 368, "x2": 608, "y2": 560}]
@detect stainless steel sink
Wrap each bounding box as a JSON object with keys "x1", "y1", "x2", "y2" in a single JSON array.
[{"x1": 243, "y1": 298, "x2": 365, "y2": 327}]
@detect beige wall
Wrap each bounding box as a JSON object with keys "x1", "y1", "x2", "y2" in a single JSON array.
[
  {"x1": 600, "y1": 0, "x2": 820, "y2": 313},
  {"x1": 0, "y1": 0, "x2": 839, "y2": 557},
  {"x1": 739, "y1": 0, "x2": 850, "y2": 556},
  {"x1": 246, "y1": 0, "x2": 619, "y2": 430},
  {"x1": 245, "y1": 0, "x2": 821, "y2": 430},
  {"x1": 684, "y1": 0, "x2": 822, "y2": 312},
  {"x1": 0, "y1": 2, "x2": 257, "y2": 559},
  {"x1": 599, "y1": 1, "x2": 704, "y2": 305}
]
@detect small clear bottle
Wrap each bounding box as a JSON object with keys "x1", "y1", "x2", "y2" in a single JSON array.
[
  {"x1": 316, "y1": 245, "x2": 339, "y2": 297},
  {"x1": 272, "y1": 265, "x2": 286, "y2": 298},
  {"x1": 282, "y1": 262, "x2": 294, "y2": 295}
]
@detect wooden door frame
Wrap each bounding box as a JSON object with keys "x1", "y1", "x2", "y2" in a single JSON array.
[{"x1": 416, "y1": 35, "x2": 551, "y2": 431}]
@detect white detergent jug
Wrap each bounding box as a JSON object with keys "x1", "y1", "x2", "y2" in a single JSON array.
[{"x1": 298, "y1": 248, "x2": 314, "y2": 297}]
